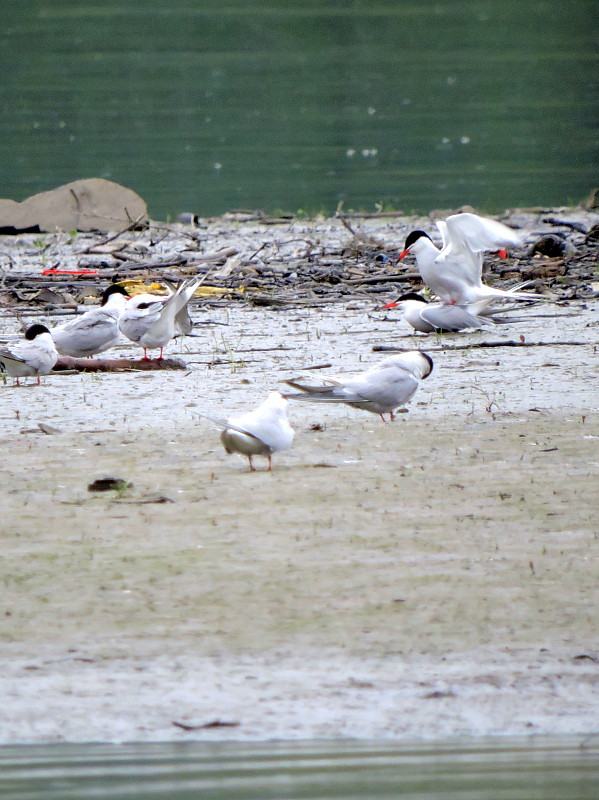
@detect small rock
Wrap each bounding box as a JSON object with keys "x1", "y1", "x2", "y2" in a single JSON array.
[
  {"x1": 528, "y1": 234, "x2": 574, "y2": 258},
  {"x1": 585, "y1": 223, "x2": 599, "y2": 242},
  {"x1": 87, "y1": 478, "x2": 133, "y2": 492}
]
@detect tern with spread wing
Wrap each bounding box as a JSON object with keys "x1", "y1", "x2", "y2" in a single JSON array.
[
  {"x1": 51, "y1": 284, "x2": 130, "y2": 357},
  {"x1": 397, "y1": 212, "x2": 542, "y2": 305},
  {"x1": 284, "y1": 351, "x2": 433, "y2": 422},
  {"x1": 200, "y1": 391, "x2": 294, "y2": 471},
  {"x1": 119, "y1": 277, "x2": 203, "y2": 359},
  {"x1": 0, "y1": 324, "x2": 58, "y2": 385}
]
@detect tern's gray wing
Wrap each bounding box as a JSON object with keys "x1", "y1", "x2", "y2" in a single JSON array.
[
  {"x1": 0, "y1": 339, "x2": 56, "y2": 374},
  {"x1": 445, "y1": 213, "x2": 523, "y2": 252},
  {"x1": 0, "y1": 346, "x2": 27, "y2": 365},
  {"x1": 341, "y1": 368, "x2": 419, "y2": 408},
  {"x1": 284, "y1": 377, "x2": 344, "y2": 398},
  {"x1": 163, "y1": 279, "x2": 194, "y2": 336},
  {"x1": 436, "y1": 240, "x2": 484, "y2": 289},
  {"x1": 52, "y1": 310, "x2": 119, "y2": 355},
  {"x1": 435, "y1": 220, "x2": 448, "y2": 248},
  {"x1": 419, "y1": 304, "x2": 492, "y2": 332},
  {"x1": 174, "y1": 306, "x2": 193, "y2": 336},
  {"x1": 198, "y1": 412, "x2": 264, "y2": 443},
  {"x1": 129, "y1": 299, "x2": 167, "y2": 324}
]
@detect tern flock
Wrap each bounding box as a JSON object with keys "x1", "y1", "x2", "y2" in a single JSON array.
[{"x1": 0, "y1": 212, "x2": 546, "y2": 470}]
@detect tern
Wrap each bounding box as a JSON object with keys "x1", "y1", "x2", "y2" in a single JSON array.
[
  {"x1": 51, "y1": 284, "x2": 130, "y2": 357},
  {"x1": 382, "y1": 292, "x2": 493, "y2": 333},
  {"x1": 119, "y1": 277, "x2": 203, "y2": 359},
  {"x1": 397, "y1": 212, "x2": 542, "y2": 305},
  {"x1": 284, "y1": 351, "x2": 433, "y2": 422},
  {"x1": 0, "y1": 324, "x2": 58, "y2": 386},
  {"x1": 201, "y1": 391, "x2": 294, "y2": 471}
]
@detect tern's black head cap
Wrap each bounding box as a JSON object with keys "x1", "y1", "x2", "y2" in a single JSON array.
[
  {"x1": 404, "y1": 230, "x2": 431, "y2": 248},
  {"x1": 101, "y1": 284, "x2": 130, "y2": 305},
  {"x1": 421, "y1": 351, "x2": 434, "y2": 378},
  {"x1": 25, "y1": 324, "x2": 51, "y2": 340},
  {"x1": 398, "y1": 292, "x2": 428, "y2": 303}
]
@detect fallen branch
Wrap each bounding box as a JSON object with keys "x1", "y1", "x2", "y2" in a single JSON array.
[
  {"x1": 373, "y1": 340, "x2": 588, "y2": 353},
  {"x1": 336, "y1": 214, "x2": 360, "y2": 238},
  {"x1": 298, "y1": 362, "x2": 333, "y2": 371},
  {"x1": 346, "y1": 272, "x2": 420, "y2": 285},
  {"x1": 103, "y1": 256, "x2": 188, "y2": 272},
  {"x1": 114, "y1": 494, "x2": 175, "y2": 504},
  {"x1": 187, "y1": 247, "x2": 238, "y2": 265},
  {"x1": 53, "y1": 356, "x2": 188, "y2": 372},
  {"x1": 172, "y1": 719, "x2": 240, "y2": 731},
  {"x1": 336, "y1": 210, "x2": 406, "y2": 219},
  {"x1": 78, "y1": 214, "x2": 147, "y2": 254}
]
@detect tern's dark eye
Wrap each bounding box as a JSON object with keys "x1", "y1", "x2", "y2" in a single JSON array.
[{"x1": 137, "y1": 302, "x2": 152, "y2": 309}]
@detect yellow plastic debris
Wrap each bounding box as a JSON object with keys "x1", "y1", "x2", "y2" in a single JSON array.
[{"x1": 118, "y1": 279, "x2": 244, "y2": 298}]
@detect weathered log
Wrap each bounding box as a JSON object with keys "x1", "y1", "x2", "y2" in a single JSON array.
[{"x1": 53, "y1": 356, "x2": 187, "y2": 372}]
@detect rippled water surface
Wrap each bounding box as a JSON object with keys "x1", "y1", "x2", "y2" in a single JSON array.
[
  {"x1": 1, "y1": 737, "x2": 598, "y2": 800},
  {"x1": 1, "y1": 1, "x2": 597, "y2": 217}
]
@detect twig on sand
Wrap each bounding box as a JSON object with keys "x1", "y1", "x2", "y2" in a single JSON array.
[
  {"x1": 297, "y1": 362, "x2": 333, "y2": 371},
  {"x1": 336, "y1": 214, "x2": 360, "y2": 238},
  {"x1": 4, "y1": 305, "x2": 28, "y2": 332}
]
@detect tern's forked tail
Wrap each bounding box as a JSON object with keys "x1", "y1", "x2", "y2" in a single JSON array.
[{"x1": 476, "y1": 285, "x2": 548, "y2": 303}]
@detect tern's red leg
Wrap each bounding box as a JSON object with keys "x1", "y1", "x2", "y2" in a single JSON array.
[
  {"x1": 248, "y1": 456, "x2": 255, "y2": 471},
  {"x1": 268, "y1": 455, "x2": 272, "y2": 471},
  {"x1": 389, "y1": 410, "x2": 395, "y2": 421}
]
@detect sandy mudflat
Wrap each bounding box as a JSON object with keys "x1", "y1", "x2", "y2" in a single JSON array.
[{"x1": 0, "y1": 211, "x2": 598, "y2": 743}]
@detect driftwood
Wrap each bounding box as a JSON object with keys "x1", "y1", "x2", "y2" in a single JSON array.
[
  {"x1": 98, "y1": 257, "x2": 189, "y2": 272},
  {"x1": 188, "y1": 247, "x2": 238, "y2": 264},
  {"x1": 172, "y1": 719, "x2": 240, "y2": 731},
  {"x1": 373, "y1": 340, "x2": 588, "y2": 353},
  {"x1": 53, "y1": 356, "x2": 187, "y2": 372},
  {"x1": 346, "y1": 272, "x2": 420, "y2": 285}
]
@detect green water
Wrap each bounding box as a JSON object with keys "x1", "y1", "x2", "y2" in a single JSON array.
[
  {"x1": 1, "y1": 1, "x2": 597, "y2": 219},
  {"x1": 0, "y1": 737, "x2": 598, "y2": 799}
]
